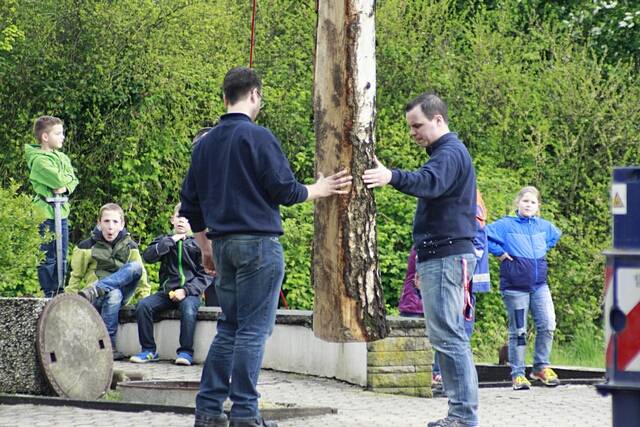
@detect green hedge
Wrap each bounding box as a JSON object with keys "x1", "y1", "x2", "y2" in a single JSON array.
[
  {"x1": 1, "y1": 0, "x2": 639, "y2": 354},
  {"x1": 0, "y1": 183, "x2": 46, "y2": 296}
]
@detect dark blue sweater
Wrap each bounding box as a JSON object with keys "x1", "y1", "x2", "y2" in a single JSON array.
[
  {"x1": 389, "y1": 132, "x2": 477, "y2": 261},
  {"x1": 180, "y1": 113, "x2": 308, "y2": 237}
]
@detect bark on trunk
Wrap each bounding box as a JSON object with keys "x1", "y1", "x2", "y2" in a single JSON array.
[{"x1": 312, "y1": 0, "x2": 388, "y2": 342}]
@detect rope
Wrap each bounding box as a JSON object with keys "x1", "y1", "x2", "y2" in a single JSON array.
[
  {"x1": 249, "y1": 0, "x2": 258, "y2": 67},
  {"x1": 248, "y1": 0, "x2": 287, "y2": 309}
]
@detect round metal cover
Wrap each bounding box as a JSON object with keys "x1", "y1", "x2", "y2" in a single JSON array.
[{"x1": 36, "y1": 294, "x2": 113, "y2": 399}]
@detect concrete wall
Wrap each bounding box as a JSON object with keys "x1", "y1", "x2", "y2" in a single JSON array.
[
  {"x1": 0, "y1": 298, "x2": 52, "y2": 395},
  {"x1": 116, "y1": 308, "x2": 368, "y2": 385},
  {"x1": 116, "y1": 308, "x2": 432, "y2": 392},
  {"x1": 263, "y1": 324, "x2": 367, "y2": 385}
]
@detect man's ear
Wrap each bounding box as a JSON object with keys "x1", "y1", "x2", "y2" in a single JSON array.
[{"x1": 223, "y1": 94, "x2": 229, "y2": 108}]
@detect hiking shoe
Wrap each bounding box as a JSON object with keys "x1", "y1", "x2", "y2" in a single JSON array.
[
  {"x1": 112, "y1": 350, "x2": 126, "y2": 361},
  {"x1": 175, "y1": 352, "x2": 193, "y2": 366},
  {"x1": 130, "y1": 350, "x2": 159, "y2": 363},
  {"x1": 512, "y1": 375, "x2": 531, "y2": 390},
  {"x1": 78, "y1": 283, "x2": 104, "y2": 304},
  {"x1": 194, "y1": 412, "x2": 228, "y2": 427},
  {"x1": 427, "y1": 417, "x2": 472, "y2": 426},
  {"x1": 530, "y1": 367, "x2": 560, "y2": 386},
  {"x1": 229, "y1": 417, "x2": 277, "y2": 427}
]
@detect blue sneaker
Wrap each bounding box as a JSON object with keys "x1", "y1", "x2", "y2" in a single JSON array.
[
  {"x1": 175, "y1": 351, "x2": 193, "y2": 366},
  {"x1": 129, "y1": 350, "x2": 159, "y2": 363}
]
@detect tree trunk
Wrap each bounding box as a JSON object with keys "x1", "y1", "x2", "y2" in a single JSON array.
[{"x1": 312, "y1": 0, "x2": 388, "y2": 342}]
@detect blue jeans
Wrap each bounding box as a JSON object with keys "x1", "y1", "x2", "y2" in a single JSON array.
[
  {"x1": 418, "y1": 253, "x2": 478, "y2": 426},
  {"x1": 433, "y1": 293, "x2": 476, "y2": 377},
  {"x1": 501, "y1": 285, "x2": 556, "y2": 378},
  {"x1": 38, "y1": 218, "x2": 69, "y2": 297},
  {"x1": 196, "y1": 235, "x2": 284, "y2": 423},
  {"x1": 93, "y1": 261, "x2": 143, "y2": 347},
  {"x1": 135, "y1": 292, "x2": 201, "y2": 355}
]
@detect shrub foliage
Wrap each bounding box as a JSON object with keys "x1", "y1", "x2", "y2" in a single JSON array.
[{"x1": 0, "y1": 184, "x2": 46, "y2": 296}]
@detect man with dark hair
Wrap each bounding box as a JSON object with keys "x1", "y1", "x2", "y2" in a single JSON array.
[
  {"x1": 363, "y1": 92, "x2": 479, "y2": 427},
  {"x1": 181, "y1": 66, "x2": 351, "y2": 427}
]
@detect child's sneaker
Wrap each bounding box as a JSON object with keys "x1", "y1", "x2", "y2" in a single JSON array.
[
  {"x1": 175, "y1": 352, "x2": 193, "y2": 366},
  {"x1": 78, "y1": 282, "x2": 104, "y2": 304},
  {"x1": 130, "y1": 350, "x2": 159, "y2": 363},
  {"x1": 512, "y1": 375, "x2": 531, "y2": 390},
  {"x1": 432, "y1": 373, "x2": 442, "y2": 386},
  {"x1": 530, "y1": 367, "x2": 560, "y2": 386}
]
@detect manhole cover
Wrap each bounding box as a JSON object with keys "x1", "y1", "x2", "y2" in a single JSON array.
[{"x1": 36, "y1": 294, "x2": 113, "y2": 399}]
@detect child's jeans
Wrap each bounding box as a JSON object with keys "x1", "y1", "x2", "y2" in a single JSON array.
[
  {"x1": 135, "y1": 292, "x2": 201, "y2": 355},
  {"x1": 92, "y1": 261, "x2": 143, "y2": 348},
  {"x1": 37, "y1": 218, "x2": 68, "y2": 297},
  {"x1": 502, "y1": 285, "x2": 556, "y2": 378}
]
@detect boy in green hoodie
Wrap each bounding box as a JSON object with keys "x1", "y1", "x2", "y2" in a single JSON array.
[{"x1": 25, "y1": 116, "x2": 79, "y2": 297}]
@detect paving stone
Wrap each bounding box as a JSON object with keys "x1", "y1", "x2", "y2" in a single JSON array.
[
  {"x1": 367, "y1": 364, "x2": 431, "y2": 374},
  {"x1": 0, "y1": 361, "x2": 612, "y2": 426},
  {"x1": 367, "y1": 350, "x2": 432, "y2": 366},
  {"x1": 368, "y1": 371, "x2": 430, "y2": 387},
  {"x1": 367, "y1": 336, "x2": 430, "y2": 352}
]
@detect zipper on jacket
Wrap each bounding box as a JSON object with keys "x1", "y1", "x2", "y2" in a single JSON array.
[
  {"x1": 178, "y1": 240, "x2": 186, "y2": 287},
  {"x1": 527, "y1": 218, "x2": 538, "y2": 285}
]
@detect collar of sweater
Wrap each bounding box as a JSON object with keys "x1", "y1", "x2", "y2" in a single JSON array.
[
  {"x1": 425, "y1": 132, "x2": 459, "y2": 155},
  {"x1": 220, "y1": 112, "x2": 253, "y2": 123}
]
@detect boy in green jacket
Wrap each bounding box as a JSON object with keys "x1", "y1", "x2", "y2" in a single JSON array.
[
  {"x1": 68, "y1": 203, "x2": 150, "y2": 360},
  {"x1": 25, "y1": 116, "x2": 79, "y2": 297}
]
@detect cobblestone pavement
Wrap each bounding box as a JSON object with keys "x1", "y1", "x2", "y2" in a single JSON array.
[{"x1": 0, "y1": 361, "x2": 611, "y2": 426}]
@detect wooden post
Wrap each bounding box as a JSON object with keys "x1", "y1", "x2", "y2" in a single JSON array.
[{"x1": 312, "y1": 0, "x2": 388, "y2": 342}]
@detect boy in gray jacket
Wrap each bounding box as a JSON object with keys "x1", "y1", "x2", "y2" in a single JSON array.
[{"x1": 130, "y1": 203, "x2": 210, "y2": 365}]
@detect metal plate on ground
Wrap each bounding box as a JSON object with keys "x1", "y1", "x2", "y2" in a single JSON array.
[{"x1": 36, "y1": 294, "x2": 113, "y2": 399}]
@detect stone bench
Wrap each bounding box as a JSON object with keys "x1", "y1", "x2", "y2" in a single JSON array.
[{"x1": 115, "y1": 307, "x2": 433, "y2": 397}]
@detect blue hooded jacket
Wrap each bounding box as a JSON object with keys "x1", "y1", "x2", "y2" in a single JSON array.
[{"x1": 486, "y1": 214, "x2": 561, "y2": 291}]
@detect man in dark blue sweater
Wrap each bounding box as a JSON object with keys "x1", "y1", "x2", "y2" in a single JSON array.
[
  {"x1": 181, "y1": 67, "x2": 351, "y2": 427},
  {"x1": 363, "y1": 93, "x2": 479, "y2": 427}
]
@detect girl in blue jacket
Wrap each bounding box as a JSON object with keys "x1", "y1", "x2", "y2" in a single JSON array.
[{"x1": 487, "y1": 186, "x2": 561, "y2": 390}]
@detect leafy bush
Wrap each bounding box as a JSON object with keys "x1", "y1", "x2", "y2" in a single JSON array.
[
  {"x1": 280, "y1": 203, "x2": 315, "y2": 309},
  {"x1": 0, "y1": 183, "x2": 46, "y2": 296}
]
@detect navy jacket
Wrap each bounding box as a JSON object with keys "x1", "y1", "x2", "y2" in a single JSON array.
[
  {"x1": 180, "y1": 113, "x2": 308, "y2": 237},
  {"x1": 389, "y1": 133, "x2": 477, "y2": 261},
  {"x1": 143, "y1": 234, "x2": 210, "y2": 296},
  {"x1": 487, "y1": 214, "x2": 561, "y2": 291}
]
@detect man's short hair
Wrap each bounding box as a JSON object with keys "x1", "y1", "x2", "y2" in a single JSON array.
[
  {"x1": 223, "y1": 67, "x2": 262, "y2": 105},
  {"x1": 33, "y1": 116, "x2": 64, "y2": 143},
  {"x1": 404, "y1": 92, "x2": 449, "y2": 124},
  {"x1": 98, "y1": 203, "x2": 125, "y2": 222}
]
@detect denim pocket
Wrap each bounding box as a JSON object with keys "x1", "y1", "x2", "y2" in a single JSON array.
[
  {"x1": 231, "y1": 238, "x2": 263, "y2": 272},
  {"x1": 442, "y1": 255, "x2": 464, "y2": 289}
]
